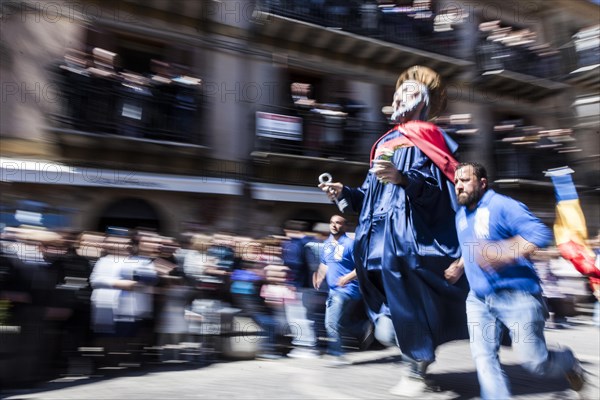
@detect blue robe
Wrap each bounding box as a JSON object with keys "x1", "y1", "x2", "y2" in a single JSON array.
[{"x1": 341, "y1": 126, "x2": 469, "y2": 362}]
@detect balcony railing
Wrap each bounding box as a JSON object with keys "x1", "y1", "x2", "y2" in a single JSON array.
[
  {"x1": 474, "y1": 20, "x2": 595, "y2": 80},
  {"x1": 261, "y1": 2, "x2": 573, "y2": 80},
  {"x1": 492, "y1": 123, "x2": 572, "y2": 181},
  {"x1": 50, "y1": 62, "x2": 204, "y2": 145},
  {"x1": 253, "y1": 104, "x2": 389, "y2": 163},
  {"x1": 475, "y1": 40, "x2": 564, "y2": 79},
  {"x1": 560, "y1": 42, "x2": 600, "y2": 76},
  {"x1": 258, "y1": 1, "x2": 462, "y2": 57}
]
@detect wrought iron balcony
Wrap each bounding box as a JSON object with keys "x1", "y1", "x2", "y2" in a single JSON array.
[
  {"x1": 475, "y1": 40, "x2": 564, "y2": 80},
  {"x1": 257, "y1": 0, "x2": 462, "y2": 58},
  {"x1": 492, "y1": 123, "x2": 573, "y2": 181},
  {"x1": 49, "y1": 58, "x2": 205, "y2": 146},
  {"x1": 252, "y1": 104, "x2": 389, "y2": 164},
  {"x1": 560, "y1": 34, "x2": 600, "y2": 90}
]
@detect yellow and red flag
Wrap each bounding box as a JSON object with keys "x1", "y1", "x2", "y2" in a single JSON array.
[{"x1": 547, "y1": 167, "x2": 599, "y2": 279}]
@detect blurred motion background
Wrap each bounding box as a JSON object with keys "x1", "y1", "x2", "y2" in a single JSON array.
[{"x1": 0, "y1": 0, "x2": 598, "y2": 390}]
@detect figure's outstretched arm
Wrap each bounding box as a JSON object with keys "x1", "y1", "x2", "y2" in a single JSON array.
[{"x1": 318, "y1": 178, "x2": 367, "y2": 214}]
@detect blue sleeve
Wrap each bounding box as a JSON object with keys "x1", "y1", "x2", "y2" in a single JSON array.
[
  {"x1": 501, "y1": 198, "x2": 552, "y2": 248},
  {"x1": 341, "y1": 174, "x2": 369, "y2": 213}
]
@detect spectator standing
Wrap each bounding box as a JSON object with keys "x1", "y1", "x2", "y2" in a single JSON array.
[
  {"x1": 230, "y1": 241, "x2": 280, "y2": 359},
  {"x1": 89, "y1": 231, "x2": 158, "y2": 365},
  {"x1": 281, "y1": 220, "x2": 319, "y2": 358}
]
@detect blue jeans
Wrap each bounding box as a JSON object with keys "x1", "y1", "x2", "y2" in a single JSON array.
[
  {"x1": 284, "y1": 289, "x2": 317, "y2": 348},
  {"x1": 466, "y1": 290, "x2": 576, "y2": 400},
  {"x1": 325, "y1": 291, "x2": 364, "y2": 356}
]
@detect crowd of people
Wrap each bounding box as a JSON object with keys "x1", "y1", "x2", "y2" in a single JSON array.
[{"x1": 0, "y1": 218, "x2": 374, "y2": 387}]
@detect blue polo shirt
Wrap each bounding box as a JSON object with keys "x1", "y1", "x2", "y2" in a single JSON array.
[
  {"x1": 455, "y1": 190, "x2": 552, "y2": 297},
  {"x1": 320, "y1": 233, "x2": 361, "y2": 299}
]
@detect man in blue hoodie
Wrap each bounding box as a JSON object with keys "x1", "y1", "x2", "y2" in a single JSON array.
[{"x1": 452, "y1": 162, "x2": 586, "y2": 400}]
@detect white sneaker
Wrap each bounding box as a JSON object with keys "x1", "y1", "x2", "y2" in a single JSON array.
[
  {"x1": 287, "y1": 348, "x2": 319, "y2": 359},
  {"x1": 324, "y1": 354, "x2": 351, "y2": 368},
  {"x1": 389, "y1": 375, "x2": 428, "y2": 397}
]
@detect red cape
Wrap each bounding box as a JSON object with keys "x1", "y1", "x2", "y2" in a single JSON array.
[{"x1": 370, "y1": 121, "x2": 458, "y2": 182}]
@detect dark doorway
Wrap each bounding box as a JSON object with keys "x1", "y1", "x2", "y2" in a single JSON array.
[
  {"x1": 287, "y1": 208, "x2": 326, "y2": 229},
  {"x1": 97, "y1": 197, "x2": 161, "y2": 233}
]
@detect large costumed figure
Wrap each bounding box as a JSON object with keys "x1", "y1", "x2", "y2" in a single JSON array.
[{"x1": 319, "y1": 66, "x2": 469, "y2": 396}]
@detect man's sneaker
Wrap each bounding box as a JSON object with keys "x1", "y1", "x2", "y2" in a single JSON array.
[
  {"x1": 565, "y1": 359, "x2": 586, "y2": 392},
  {"x1": 287, "y1": 347, "x2": 319, "y2": 359},
  {"x1": 324, "y1": 354, "x2": 351, "y2": 368},
  {"x1": 256, "y1": 352, "x2": 282, "y2": 360},
  {"x1": 389, "y1": 375, "x2": 428, "y2": 397}
]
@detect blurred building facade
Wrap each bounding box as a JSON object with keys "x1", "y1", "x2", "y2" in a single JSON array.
[{"x1": 1, "y1": 0, "x2": 598, "y2": 237}]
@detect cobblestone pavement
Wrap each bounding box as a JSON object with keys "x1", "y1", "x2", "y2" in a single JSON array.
[{"x1": 2, "y1": 321, "x2": 598, "y2": 400}]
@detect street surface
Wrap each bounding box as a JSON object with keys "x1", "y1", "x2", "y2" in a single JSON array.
[{"x1": 2, "y1": 320, "x2": 598, "y2": 400}]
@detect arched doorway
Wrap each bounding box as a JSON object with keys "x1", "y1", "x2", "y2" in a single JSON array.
[{"x1": 97, "y1": 197, "x2": 162, "y2": 233}]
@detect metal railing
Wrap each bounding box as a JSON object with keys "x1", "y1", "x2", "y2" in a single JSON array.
[
  {"x1": 258, "y1": 1, "x2": 462, "y2": 57},
  {"x1": 260, "y1": 2, "x2": 585, "y2": 80},
  {"x1": 49, "y1": 65, "x2": 205, "y2": 145},
  {"x1": 475, "y1": 39, "x2": 565, "y2": 79},
  {"x1": 253, "y1": 104, "x2": 389, "y2": 163}
]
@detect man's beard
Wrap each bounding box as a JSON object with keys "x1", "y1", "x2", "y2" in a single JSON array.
[
  {"x1": 391, "y1": 92, "x2": 424, "y2": 123},
  {"x1": 457, "y1": 186, "x2": 482, "y2": 208}
]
